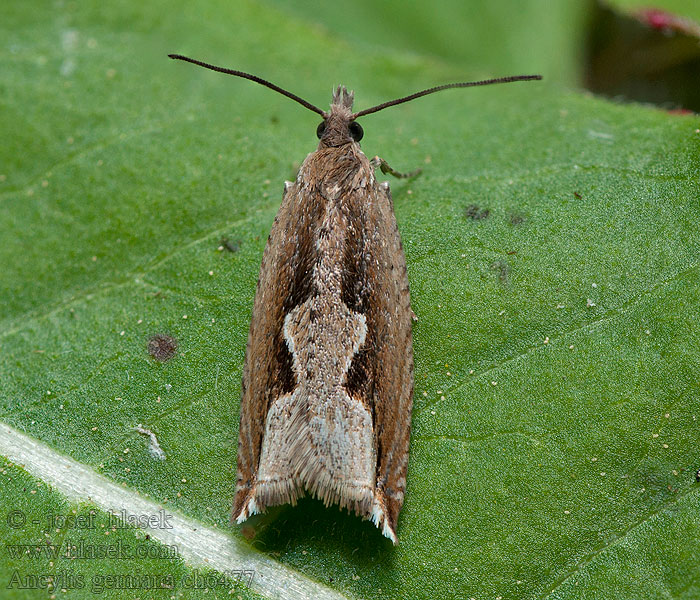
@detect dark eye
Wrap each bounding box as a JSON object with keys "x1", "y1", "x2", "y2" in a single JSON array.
[
  {"x1": 349, "y1": 121, "x2": 363, "y2": 142},
  {"x1": 316, "y1": 121, "x2": 326, "y2": 139}
]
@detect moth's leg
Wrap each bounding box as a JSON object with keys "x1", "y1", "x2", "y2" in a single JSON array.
[{"x1": 371, "y1": 156, "x2": 421, "y2": 179}]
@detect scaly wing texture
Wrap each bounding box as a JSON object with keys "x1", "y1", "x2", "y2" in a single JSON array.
[
  {"x1": 343, "y1": 175, "x2": 414, "y2": 541},
  {"x1": 233, "y1": 156, "x2": 322, "y2": 518},
  {"x1": 233, "y1": 143, "x2": 413, "y2": 543}
]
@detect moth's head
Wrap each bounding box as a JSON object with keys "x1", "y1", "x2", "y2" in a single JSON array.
[{"x1": 316, "y1": 86, "x2": 364, "y2": 148}]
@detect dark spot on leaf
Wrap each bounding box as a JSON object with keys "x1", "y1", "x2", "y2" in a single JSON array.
[
  {"x1": 145, "y1": 534, "x2": 150, "y2": 540},
  {"x1": 574, "y1": 191, "x2": 582, "y2": 199},
  {"x1": 147, "y1": 334, "x2": 178, "y2": 362},
  {"x1": 218, "y1": 237, "x2": 240, "y2": 253},
  {"x1": 464, "y1": 204, "x2": 490, "y2": 220},
  {"x1": 507, "y1": 212, "x2": 526, "y2": 226},
  {"x1": 695, "y1": 469, "x2": 700, "y2": 483},
  {"x1": 490, "y1": 260, "x2": 510, "y2": 284}
]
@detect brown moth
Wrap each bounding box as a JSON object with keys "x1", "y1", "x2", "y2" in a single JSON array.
[{"x1": 169, "y1": 54, "x2": 541, "y2": 543}]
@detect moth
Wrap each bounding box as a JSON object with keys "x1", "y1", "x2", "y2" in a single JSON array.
[{"x1": 169, "y1": 54, "x2": 541, "y2": 543}]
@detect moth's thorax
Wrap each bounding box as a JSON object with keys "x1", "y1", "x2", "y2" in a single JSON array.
[
  {"x1": 318, "y1": 85, "x2": 357, "y2": 149},
  {"x1": 299, "y1": 142, "x2": 372, "y2": 203}
]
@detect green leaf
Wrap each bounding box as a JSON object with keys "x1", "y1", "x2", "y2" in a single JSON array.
[
  {"x1": 0, "y1": 457, "x2": 260, "y2": 599},
  {"x1": 2, "y1": 1, "x2": 700, "y2": 599}
]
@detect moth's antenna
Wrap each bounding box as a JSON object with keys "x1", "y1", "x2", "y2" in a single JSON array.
[
  {"x1": 352, "y1": 75, "x2": 542, "y2": 119},
  {"x1": 168, "y1": 54, "x2": 326, "y2": 117}
]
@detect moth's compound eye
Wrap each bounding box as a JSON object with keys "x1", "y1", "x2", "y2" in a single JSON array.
[
  {"x1": 349, "y1": 121, "x2": 364, "y2": 142},
  {"x1": 316, "y1": 121, "x2": 326, "y2": 139}
]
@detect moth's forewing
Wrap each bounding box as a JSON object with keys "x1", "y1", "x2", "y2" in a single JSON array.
[{"x1": 233, "y1": 144, "x2": 413, "y2": 543}]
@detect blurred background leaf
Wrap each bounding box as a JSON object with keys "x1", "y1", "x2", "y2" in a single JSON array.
[
  {"x1": 266, "y1": 0, "x2": 592, "y2": 85},
  {"x1": 586, "y1": 1, "x2": 700, "y2": 110}
]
